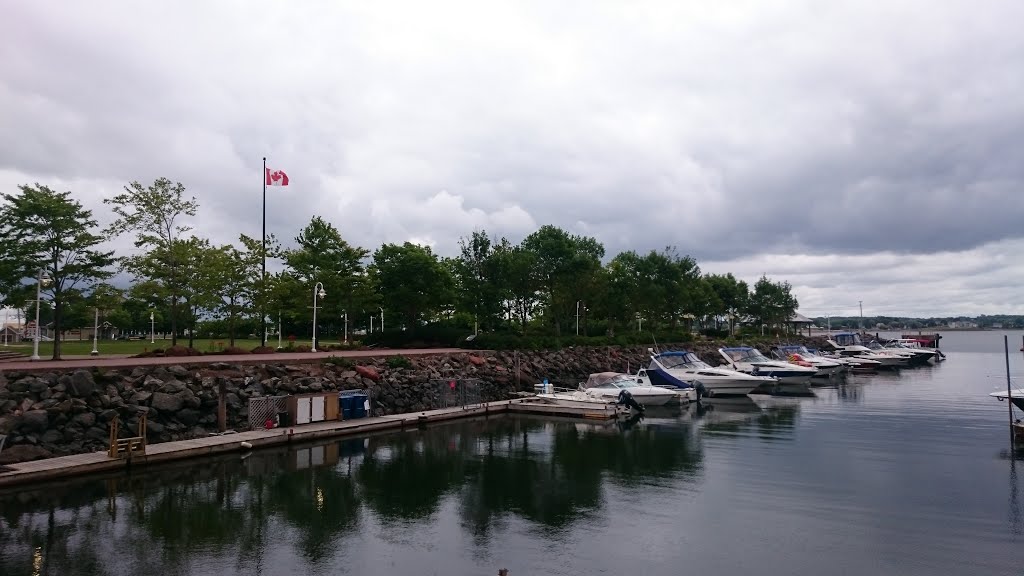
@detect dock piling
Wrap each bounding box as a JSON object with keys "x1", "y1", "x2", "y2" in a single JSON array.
[{"x1": 1007, "y1": 335, "x2": 1014, "y2": 445}]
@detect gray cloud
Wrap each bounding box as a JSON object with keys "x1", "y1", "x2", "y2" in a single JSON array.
[{"x1": 2, "y1": 0, "x2": 1023, "y2": 315}]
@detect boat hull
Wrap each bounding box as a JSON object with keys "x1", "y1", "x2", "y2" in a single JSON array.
[{"x1": 646, "y1": 366, "x2": 764, "y2": 396}]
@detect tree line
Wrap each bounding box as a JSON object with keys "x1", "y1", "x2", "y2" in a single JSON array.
[{"x1": 0, "y1": 179, "x2": 800, "y2": 359}]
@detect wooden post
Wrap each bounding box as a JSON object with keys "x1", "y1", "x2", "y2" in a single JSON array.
[
  {"x1": 1007, "y1": 335, "x2": 1014, "y2": 445},
  {"x1": 218, "y1": 380, "x2": 227, "y2": 433}
]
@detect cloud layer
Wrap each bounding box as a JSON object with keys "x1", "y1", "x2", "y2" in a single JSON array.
[{"x1": 2, "y1": 0, "x2": 1023, "y2": 316}]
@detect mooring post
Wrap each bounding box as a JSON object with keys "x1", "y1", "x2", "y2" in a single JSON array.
[
  {"x1": 218, "y1": 380, "x2": 227, "y2": 433},
  {"x1": 1006, "y1": 335, "x2": 1014, "y2": 445}
]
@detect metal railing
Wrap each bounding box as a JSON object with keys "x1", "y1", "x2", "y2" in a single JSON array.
[{"x1": 431, "y1": 378, "x2": 485, "y2": 409}]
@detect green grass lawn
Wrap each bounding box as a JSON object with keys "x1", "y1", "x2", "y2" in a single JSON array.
[{"x1": 3, "y1": 338, "x2": 272, "y2": 357}]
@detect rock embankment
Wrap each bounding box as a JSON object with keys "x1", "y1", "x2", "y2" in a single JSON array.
[{"x1": 0, "y1": 339, "x2": 825, "y2": 463}]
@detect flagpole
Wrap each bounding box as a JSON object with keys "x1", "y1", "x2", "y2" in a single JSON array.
[{"x1": 261, "y1": 156, "x2": 267, "y2": 348}]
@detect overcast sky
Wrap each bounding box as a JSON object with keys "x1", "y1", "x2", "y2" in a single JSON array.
[{"x1": 2, "y1": 0, "x2": 1023, "y2": 318}]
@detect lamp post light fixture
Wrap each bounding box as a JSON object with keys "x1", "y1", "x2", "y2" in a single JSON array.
[
  {"x1": 311, "y1": 282, "x2": 326, "y2": 352},
  {"x1": 636, "y1": 312, "x2": 643, "y2": 333},
  {"x1": 30, "y1": 268, "x2": 51, "y2": 361},
  {"x1": 90, "y1": 307, "x2": 100, "y2": 356}
]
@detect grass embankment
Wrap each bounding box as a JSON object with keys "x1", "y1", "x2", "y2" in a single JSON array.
[{"x1": 2, "y1": 339, "x2": 268, "y2": 357}]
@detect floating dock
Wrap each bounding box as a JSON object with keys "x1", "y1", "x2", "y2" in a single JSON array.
[{"x1": 0, "y1": 398, "x2": 630, "y2": 488}]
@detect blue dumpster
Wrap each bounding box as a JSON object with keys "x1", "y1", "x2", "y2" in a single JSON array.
[
  {"x1": 340, "y1": 390, "x2": 367, "y2": 419},
  {"x1": 351, "y1": 392, "x2": 368, "y2": 418}
]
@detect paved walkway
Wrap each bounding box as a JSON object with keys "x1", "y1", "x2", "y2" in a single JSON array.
[{"x1": 0, "y1": 348, "x2": 466, "y2": 372}]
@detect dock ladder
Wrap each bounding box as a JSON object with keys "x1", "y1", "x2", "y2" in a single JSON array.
[{"x1": 108, "y1": 413, "x2": 148, "y2": 461}]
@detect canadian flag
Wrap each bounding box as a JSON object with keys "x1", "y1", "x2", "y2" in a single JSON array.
[{"x1": 265, "y1": 167, "x2": 290, "y2": 186}]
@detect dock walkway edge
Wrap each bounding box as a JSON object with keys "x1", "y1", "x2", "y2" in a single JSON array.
[{"x1": 0, "y1": 398, "x2": 621, "y2": 488}]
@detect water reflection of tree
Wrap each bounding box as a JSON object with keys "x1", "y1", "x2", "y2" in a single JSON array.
[
  {"x1": 458, "y1": 417, "x2": 703, "y2": 536},
  {"x1": 0, "y1": 415, "x2": 707, "y2": 572}
]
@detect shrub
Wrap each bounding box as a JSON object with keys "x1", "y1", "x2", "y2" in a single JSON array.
[
  {"x1": 163, "y1": 344, "x2": 201, "y2": 354},
  {"x1": 251, "y1": 346, "x2": 276, "y2": 354},
  {"x1": 294, "y1": 344, "x2": 312, "y2": 353},
  {"x1": 325, "y1": 356, "x2": 355, "y2": 368},
  {"x1": 385, "y1": 355, "x2": 412, "y2": 369},
  {"x1": 221, "y1": 346, "x2": 251, "y2": 355}
]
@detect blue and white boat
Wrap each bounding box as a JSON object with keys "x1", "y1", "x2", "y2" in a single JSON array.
[
  {"x1": 771, "y1": 345, "x2": 846, "y2": 377},
  {"x1": 646, "y1": 350, "x2": 772, "y2": 397},
  {"x1": 718, "y1": 347, "x2": 817, "y2": 384}
]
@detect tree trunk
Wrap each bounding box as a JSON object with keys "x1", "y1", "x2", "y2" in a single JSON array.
[{"x1": 228, "y1": 298, "x2": 236, "y2": 347}]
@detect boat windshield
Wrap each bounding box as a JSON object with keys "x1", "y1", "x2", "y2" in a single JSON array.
[
  {"x1": 655, "y1": 352, "x2": 709, "y2": 369},
  {"x1": 780, "y1": 345, "x2": 812, "y2": 356},
  {"x1": 724, "y1": 348, "x2": 770, "y2": 362},
  {"x1": 833, "y1": 333, "x2": 863, "y2": 346}
]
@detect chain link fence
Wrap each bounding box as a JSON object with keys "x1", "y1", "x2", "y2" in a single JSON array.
[
  {"x1": 247, "y1": 395, "x2": 289, "y2": 430},
  {"x1": 431, "y1": 378, "x2": 484, "y2": 409}
]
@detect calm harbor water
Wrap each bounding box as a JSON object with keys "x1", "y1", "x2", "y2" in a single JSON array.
[{"x1": 2, "y1": 331, "x2": 1024, "y2": 576}]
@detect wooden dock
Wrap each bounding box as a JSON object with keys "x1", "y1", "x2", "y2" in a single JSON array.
[{"x1": 0, "y1": 398, "x2": 629, "y2": 488}]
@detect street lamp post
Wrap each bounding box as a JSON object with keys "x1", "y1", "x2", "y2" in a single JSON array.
[
  {"x1": 342, "y1": 311, "x2": 348, "y2": 343},
  {"x1": 2, "y1": 309, "x2": 8, "y2": 347},
  {"x1": 379, "y1": 307, "x2": 384, "y2": 333},
  {"x1": 636, "y1": 313, "x2": 643, "y2": 333},
  {"x1": 576, "y1": 300, "x2": 580, "y2": 336},
  {"x1": 311, "y1": 282, "x2": 326, "y2": 352},
  {"x1": 370, "y1": 315, "x2": 374, "y2": 333},
  {"x1": 150, "y1": 309, "x2": 155, "y2": 343},
  {"x1": 30, "y1": 268, "x2": 51, "y2": 361},
  {"x1": 277, "y1": 311, "x2": 282, "y2": 349},
  {"x1": 90, "y1": 308, "x2": 99, "y2": 356}
]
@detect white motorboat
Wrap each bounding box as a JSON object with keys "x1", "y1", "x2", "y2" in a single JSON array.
[
  {"x1": 827, "y1": 333, "x2": 907, "y2": 368},
  {"x1": 807, "y1": 347, "x2": 882, "y2": 372},
  {"x1": 990, "y1": 389, "x2": 1024, "y2": 412},
  {"x1": 646, "y1": 350, "x2": 774, "y2": 396},
  {"x1": 718, "y1": 347, "x2": 818, "y2": 384},
  {"x1": 770, "y1": 345, "x2": 846, "y2": 377},
  {"x1": 580, "y1": 372, "x2": 681, "y2": 406},
  {"x1": 880, "y1": 340, "x2": 940, "y2": 365},
  {"x1": 891, "y1": 338, "x2": 946, "y2": 361}
]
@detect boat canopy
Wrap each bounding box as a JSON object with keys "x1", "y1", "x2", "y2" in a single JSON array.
[
  {"x1": 778, "y1": 345, "x2": 812, "y2": 355},
  {"x1": 583, "y1": 372, "x2": 637, "y2": 389},
  {"x1": 650, "y1": 351, "x2": 710, "y2": 369},
  {"x1": 721, "y1": 347, "x2": 771, "y2": 362}
]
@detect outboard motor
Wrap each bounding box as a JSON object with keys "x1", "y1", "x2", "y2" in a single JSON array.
[
  {"x1": 617, "y1": 389, "x2": 645, "y2": 413},
  {"x1": 693, "y1": 381, "x2": 708, "y2": 402}
]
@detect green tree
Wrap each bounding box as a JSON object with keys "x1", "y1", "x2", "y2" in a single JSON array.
[
  {"x1": 455, "y1": 230, "x2": 502, "y2": 333},
  {"x1": 706, "y1": 273, "x2": 750, "y2": 334},
  {"x1": 491, "y1": 239, "x2": 539, "y2": 333},
  {"x1": 105, "y1": 177, "x2": 198, "y2": 345},
  {"x1": 0, "y1": 184, "x2": 115, "y2": 358},
  {"x1": 369, "y1": 242, "x2": 452, "y2": 329},
  {"x1": 520, "y1": 225, "x2": 604, "y2": 335},
  {"x1": 746, "y1": 275, "x2": 799, "y2": 333}
]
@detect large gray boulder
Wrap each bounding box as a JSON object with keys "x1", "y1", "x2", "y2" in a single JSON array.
[
  {"x1": 69, "y1": 370, "x2": 96, "y2": 397},
  {"x1": 150, "y1": 392, "x2": 184, "y2": 413}
]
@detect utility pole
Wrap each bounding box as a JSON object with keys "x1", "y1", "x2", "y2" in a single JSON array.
[{"x1": 859, "y1": 301, "x2": 863, "y2": 331}]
